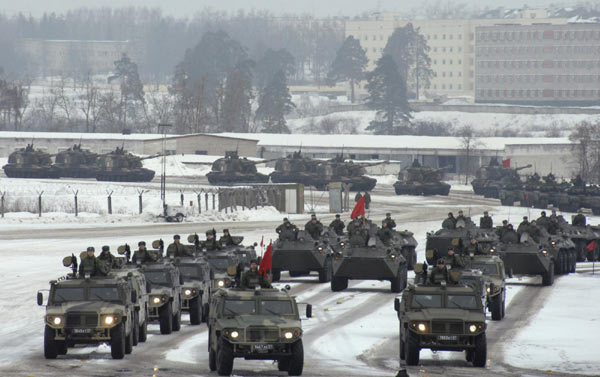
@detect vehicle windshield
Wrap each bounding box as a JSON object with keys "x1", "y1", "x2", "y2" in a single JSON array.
[
  {"x1": 224, "y1": 299, "x2": 256, "y2": 315},
  {"x1": 471, "y1": 263, "x2": 499, "y2": 276},
  {"x1": 52, "y1": 287, "x2": 85, "y2": 303},
  {"x1": 89, "y1": 286, "x2": 122, "y2": 302},
  {"x1": 260, "y1": 300, "x2": 294, "y2": 315},
  {"x1": 411, "y1": 294, "x2": 442, "y2": 309},
  {"x1": 447, "y1": 295, "x2": 479, "y2": 310},
  {"x1": 208, "y1": 257, "x2": 230, "y2": 272},
  {"x1": 144, "y1": 271, "x2": 172, "y2": 286},
  {"x1": 178, "y1": 265, "x2": 203, "y2": 280}
]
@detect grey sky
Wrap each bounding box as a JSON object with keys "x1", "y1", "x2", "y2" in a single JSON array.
[{"x1": 0, "y1": 0, "x2": 570, "y2": 18}]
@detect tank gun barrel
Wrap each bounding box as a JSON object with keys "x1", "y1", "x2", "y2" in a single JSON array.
[
  {"x1": 359, "y1": 160, "x2": 389, "y2": 167},
  {"x1": 139, "y1": 153, "x2": 165, "y2": 160},
  {"x1": 514, "y1": 164, "x2": 533, "y2": 171},
  {"x1": 250, "y1": 158, "x2": 279, "y2": 165}
]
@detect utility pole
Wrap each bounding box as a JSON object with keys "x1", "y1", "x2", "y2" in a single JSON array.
[
  {"x1": 415, "y1": 37, "x2": 420, "y2": 100},
  {"x1": 158, "y1": 123, "x2": 172, "y2": 215}
]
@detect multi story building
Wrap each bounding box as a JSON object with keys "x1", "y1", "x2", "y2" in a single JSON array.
[
  {"x1": 475, "y1": 23, "x2": 600, "y2": 105},
  {"x1": 344, "y1": 11, "x2": 568, "y2": 99}
]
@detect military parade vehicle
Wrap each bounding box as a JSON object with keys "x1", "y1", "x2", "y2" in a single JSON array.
[
  {"x1": 308, "y1": 156, "x2": 386, "y2": 191},
  {"x1": 496, "y1": 232, "x2": 555, "y2": 286},
  {"x1": 555, "y1": 215, "x2": 600, "y2": 262},
  {"x1": 394, "y1": 271, "x2": 487, "y2": 367},
  {"x1": 391, "y1": 229, "x2": 418, "y2": 270},
  {"x1": 471, "y1": 158, "x2": 531, "y2": 198},
  {"x1": 330, "y1": 223, "x2": 408, "y2": 293},
  {"x1": 95, "y1": 146, "x2": 157, "y2": 182},
  {"x1": 206, "y1": 152, "x2": 275, "y2": 185},
  {"x1": 37, "y1": 257, "x2": 137, "y2": 359},
  {"x1": 187, "y1": 234, "x2": 244, "y2": 290},
  {"x1": 3, "y1": 144, "x2": 60, "y2": 178},
  {"x1": 393, "y1": 162, "x2": 451, "y2": 196},
  {"x1": 272, "y1": 230, "x2": 334, "y2": 283},
  {"x1": 269, "y1": 151, "x2": 319, "y2": 186},
  {"x1": 219, "y1": 236, "x2": 259, "y2": 268},
  {"x1": 173, "y1": 255, "x2": 212, "y2": 325},
  {"x1": 53, "y1": 144, "x2": 99, "y2": 178},
  {"x1": 207, "y1": 286, "x2": 312, "y2": 376},
  {"x1": 464, "y1": 254, "x2": 507, "y2": 321}
]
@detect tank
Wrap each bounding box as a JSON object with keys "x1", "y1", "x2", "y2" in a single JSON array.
[
  {"x1": 2, "y1": 144, "x2": 60, "y2": 178},
  {"x1": 95, "y1": 146, "x2": 156, "y2": 182},
  {"x1": 309, "y1": 156, "x2": 386, "y2": 191},
  {"x1": 471, "y1": 158, "x2": 531, "y2": 198},
  {"x1": 393, "y1": 161, "x2": 451, "y2": 196},
  {"x1": 330, "y1": 223, "x2": 408, "y2": 292},
  {"x1": 53, "y1": 144, "x2": 99, "y2": 178},
  {"x1": 206, "y1": 152, "x2": 274, "y2": 186},
  {"x1": 269, "y1": 151, "x2": 319, "y2": 185}
]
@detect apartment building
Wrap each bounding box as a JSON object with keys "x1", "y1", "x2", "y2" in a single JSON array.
[
  {"x1": 344, "y1": 10, "x2": 568, "y2": 99},
  {"x1": 475, "y1": 23, "x2": 600, "y2": 105}
]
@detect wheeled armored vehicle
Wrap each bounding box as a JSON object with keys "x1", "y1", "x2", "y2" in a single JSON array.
[{"x1": 272, "y1": 230, "x2": 334, "y2": 283}]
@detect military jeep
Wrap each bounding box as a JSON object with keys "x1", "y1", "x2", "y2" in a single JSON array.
[
  {"x1": 465, "y1": 254, "x2": 507, "y2": 321},
  {"x1": 207, "y1": 287, "x2": 312, "y2": 376},
  {"x1": 173, "y1": 256, "x2": 212, "y2": 324},
  {"x1": 141, "y1": 262, "x2": 183, "y2": 334},
  {"x1": 37, "y1": 272, "x2": 137, "y2": 359},
  {"x1": 394, "y1": 281, "x2": 487, "y2": 367},
  {"x1": 187, "y1": 234, "x2": 244, "y2": 290}
]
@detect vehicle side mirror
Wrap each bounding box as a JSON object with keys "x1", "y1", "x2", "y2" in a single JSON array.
[
  {"x1": 306, "y1": 304, "x2": 312, "y2": 318},
  {"x1": 394, "y1": 297, "x2": 400, "y2": 312},
  {"x1": 37, "y1": 292, "x2": 43, "y2": 306},
  {"x1": 131, "y1": 291, "x2": 137, "y2": 303}
]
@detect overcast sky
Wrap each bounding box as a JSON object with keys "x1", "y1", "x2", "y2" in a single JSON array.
[{"x1": 0, "y1": 0, "x2": 567, "y2": 18}]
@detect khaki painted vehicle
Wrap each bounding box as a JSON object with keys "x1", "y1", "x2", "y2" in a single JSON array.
[
  {"x1": 141, "y1": 261, "x2": 183, "y2": 334},
  {"x1": 207, "y1": 287, "x2": 312, "y2": 376},
  {"x1": 218, "y1": 236, "x2": 258, "y2": 268},
  {"x1": 272, "y1": 230, "x2": 334, "y2": 283},
  {"x1": 465, "y1": 254, "x2": 507, "y2": 321},
  {"x1": 394, "y1": 276, "x2": 487, "y2": 367},
  {"x1": 173, "y1": 255, "x2": 212, "y2": 325},
  {"x1": 187, "y1": 234, "x2": 244, "y2": 290},
  {"x1": 37, "y1": 257, "x2": 138, "y2": 359}
]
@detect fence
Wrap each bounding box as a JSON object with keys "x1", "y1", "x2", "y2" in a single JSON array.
[{"x1": 218, "y1": 184, "x2": 304, "y2": 214}]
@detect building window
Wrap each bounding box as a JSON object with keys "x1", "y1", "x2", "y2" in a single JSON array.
[
  {"x1": 364, "y1": 35, "x2": 368, "y2": 41},
  {"x1": 434, "y1": 34, "x2": 437, "y2": 39},
  {"x1": 449, "y1": 72, "x2": 453, "y2": 77},
  {"x1": 434, "y1": 59, "x2": 437, "y2": 64},
  {"x1": 458, "y1": 59, "x2": 462, "y2": 65},
  {"x1": 442, "y1": 72, "x2": 446, "y2": 77},
  {"x1": 433, "y1": 84, "x2": 437, "y2": 89},
  {"x1": 442, "y1": 59, "x2": 446, "y2": 64},
  {"x1": 449, "y1": 34, "x2": 453, "y2": 40},
  {"x1": 442, "y1": 84, "x2": 446, "y2": 89},
  {"x1": 373, "y1": 35, "x2": 376, "y2": 40},
  {"x1": 449, "y1": 59, "x2": 453, "y2": 64},
  {"x1": 458, "y1": 71, "x2": 462, "y2": 77}
]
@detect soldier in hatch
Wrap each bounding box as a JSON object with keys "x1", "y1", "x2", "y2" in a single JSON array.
[
  {"x1": 97, "y1": 245, "x2": 116, "y2": 267},
  {"x1": 240, "y1": 260, "x2": 271, "y2": 289},
  {"x1": 167, "y1": 235, "x2": 193, "y2": 257},
  {"x1": 382, "y1": 213, "x2": 396, "y2": 230},
  {"x1": 204, "y1": 230, "x2": 222, "y2": 251},
  {"x1": 429, "y1": 259, "x2": 451, "y2": 284},
  {"x1": 132, "y1": 241, "x2": 158, "y2": 263},
  {"x1": 305, "y1": 214, "x2": 324, "y2": 240},
  {"x1": 79, "y1": 246, "x2": 98, "y2": 277},
  {"x1": 464, "y1": 238, "x2": 483, "y2": 255},
  {"x1": 219, "y1": 229, "x2": 236, "y2": 246},
  {"x1": 276, "y1": 218, "x2": 299, "y2": 241},
  {"x1": 443, "y1": 247, "x2": 465, "y2": 269},
  {"x1": 480, "y1": 211, "x2": 493, "y2": 229},
  {"x1": 573, "y1": 209, "x2": 587, "y2": 227},
  {"x1": 329, "y1": 214, "x2": 345, "y2": 236},
  {"x1": 442, "y1": 212, "x2": 456, "y2": 229},
  {"x1": 376, "y1": 221, "x2": 393, "y2": 245}
]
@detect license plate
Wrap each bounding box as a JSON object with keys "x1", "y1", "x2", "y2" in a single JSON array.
[
  {"x1": 253, "y1": 344, "x2": 274, "y2": 353},
  {"x1": 72, "y1": 328, "x2": 92, "y2": 334},
  {"x1": 437, "y1": 335, "x2": 458, "y2": 341}
]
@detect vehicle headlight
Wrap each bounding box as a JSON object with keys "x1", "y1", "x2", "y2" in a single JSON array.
[
  {"x1": 317, "y1": 247, "x2": 324, "y2": 254},
  {"x1": 486, "y1": 287, "x2": 491, "y2": 293},
  {"x1": 390, "y1": 254, "x2": 396, "y2": 260},
  {"x1": 184, "y1": 289, "x2": 192, "y2": 296},
  {"x1": 469, "y1": 324, "x2": 477, "y2": 333},
  {"x1": 103, "y1": 315, "x2": 119, "y2": 325},
  {"x1": 47, "y1": 315, "x2": 64, "y2": 326},
  {"x1": 416, "y1": 323, "x2": 427, "y2": 332},
  {"x1": 284, "y1": 331, "x2": 293, "y2": 339},
  {"x1": 541, "y1": 249, "x2": 548, "y2": 256},
  {"x1": 152, "y1": 296, "x2": 161, "y2": 304},
  {"x1": 217, "y1": 280, "x2": 225, "y2": 288},
  {"x1": 231, "y1": 330, "x2": 239, "y2": 339},
  {"x1": 339, "y1": 242, "x2": 345, "y2": 248}
]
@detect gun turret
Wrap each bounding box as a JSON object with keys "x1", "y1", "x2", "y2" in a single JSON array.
[
  {"x1": 248, "y1": 158, "x2": 279, "y2": 165},
  {"x1": 360, "y1": 160, "x2": 390, "y2": 168},
  {"x1": 514, "y1": 164, "x2": 532, "y2": 172}
]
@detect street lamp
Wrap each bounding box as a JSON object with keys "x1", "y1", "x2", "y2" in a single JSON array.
[{"x1": 158, "y1": 123, "x2": 172, "y2": 215}]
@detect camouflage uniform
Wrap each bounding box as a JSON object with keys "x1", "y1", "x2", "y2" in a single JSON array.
[
  {"x1": 528, "y1": 223, "x2": 542, "y2": 242},
  {"x1": 363, "y1": 192, "x2": 371, "y2": 210},
  {"x1": 547, "y1": 218, "x2": 559, "y2": 235},
  {"x1": 204, "y1": 237, "x2": 222, "y2": 251},
  {"x1": 376, "y1": 224, "x2": 393, "y2": 245},
  {"x1": 241, "y1": 269, "x2": 270, "y2": 289},
  {"x1": 132, "y1": 248, "x2": 157, "y2": 263},
  {"x1": 443, "y1": 253, "x2": 465, "y2": 269},
  {"x1": 329, "y1": 217, "x2": 345, "y2": 236},
  {"x1": 167, "y1": 242, "x2": 192, "y2": 257},
  {"x1": 349, "y1": 228, "x2": 368, "y2": 247},
  {"x1": 429, "y1": 265, "x2": 451, "y2": 284},
  {"x1": 517, "y1": 218, "x2": 530, "y2": 234},
  {"x1": 464, "y1": 240, "x2": 483, "y2": 255},
  {"x1": 382, "y1": 216, "x2": 396, "y2": 230},
  {"x1": 97, "y1": 250, "x2": 116, "y2": 267},
  {"x1": 442, "y1": 216, "x2": 456, "y2": 230},
  {"x1": 573, "y1": 213, "x2": 586, "y2": 226},
  {"x1": 79, "y1": 255, "x2": 98, "y2": 277},
  {"x1": 219, "y1": 234, "x2": 236, "y2": 246},
  {"x1": 480, "y1": 214, "x2": 493, "y2": 229},
  {"x1": 304, "y1": 219, "x2": 324, "y2": 240},
  {"x1": 277, "y1": 222, "x2": 298, "y2": 241},
  {"x1": 346, "y1": 220, "x2": 362, "y2": 235}
]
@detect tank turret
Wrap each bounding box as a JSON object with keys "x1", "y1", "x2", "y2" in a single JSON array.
[
  {"x1": 53, "y1": 144, "x2": 100, "y2": 178},
  {"x1": 393, "y1": 164, "x2": 451, "y2": 196},
  {"x1": 206, "y1": 154, "x2": 277, "y2": 186}
]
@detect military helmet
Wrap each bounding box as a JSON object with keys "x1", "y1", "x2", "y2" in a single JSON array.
[
  {"x1": 335, "y1": 214, "x2": 340, "y2": 218},
  {"x1": 386, "y1": 212, "x2": 391, "y2": 216}
]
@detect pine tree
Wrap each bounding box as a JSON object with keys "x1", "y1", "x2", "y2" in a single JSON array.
[
  {"x1": 108, "y1": 53, "x2": 145, "y2": 129},
  {"x1": 365, "y1": 55, "x2": 411, "y2": 135},
  {"x1": 255, "y1": 70, "x2": 295, "y2": 134},
  {"x1": 221, "y1": 60, "x2": 254, "y2": 133},
  {"x1": 327, "y1": 36, "x2": 368, "y2": 103},
  {"x1": 255, "y1": 49, "x2": 295, "y2": 92}
]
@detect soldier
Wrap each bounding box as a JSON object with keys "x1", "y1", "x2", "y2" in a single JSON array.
[
  {"x1": 241, "y1": 260, "x2": 271, "y2": 289},
  {"x1": 167, "y1": 235, "x2": 192, "y2": 257},
  {"x1": 496, "y1": 219, "x2": 509, "y2": 238},
  {"x1": 456, "y1": 210, "x2": 467, "y2": 224},
  {"x1": 573, "y1": 209, "x2": 587, "y2": 227},
  {"x1": 536, "y1": 211, "x2": 549, "y2": 228},
  {"x1": 429, "y1": 259, "x2": 450, "y2": 284},
  {"x1": 549, "y1": 209, "x2": 559, "y2": 221},
  {"x1": 442, "y1": 212, "x2": 456, "y2": 229},
  {"x1": 444, "y1": 247, "x2": 465, "y2": 269},
  {"x1": 464, "y1": 238, "x2": 483, "y2": 255},
  {"x1": 97, "y1": 245, "x2": 116, "y2": 267},
  {"x1": 349, "y1": 228, "x2": 369, "y2": 247},
  {"x1": 132, "y1": 241, "x2": 157, "y2": 263},
  {"x1": 480, "y1": 211, "x2": 493, "y2": 229},
  {"x1": 364, "y1": 191, "x2": 371, "y2": 210},
  {"x1": 329, "y1": 214, "x2": 345, "y2": 236},
  {"x1": 346, "y1": 217, "x2": 361, "y2": 235},
  {"x1": 305, "y1": 214, "x2": 324, "y2": 240},
  {"x1": 276, "y1": 218, "x2": 299, "y2": 241},
  {"x1": 220, "y1": 229, "x2": 236, "y2": 246},
  {"x1": 547, "y1": 216, "x2": 560, "y2": 235},
  {"x1": 382, "y1": 213, "x2": 397, "y2": 230},
  {"x1": 376, "y1": 222, "x2": 393, "y2": 245},
  {"x1": 79, "y1": 247, "x2": 98, "y2": 277},
  {"x1": 204, "y1": 230, "x2": 222, "y2": 251},
  {"x1": 501, "y1": 224, "x2": 519, "y2": 244},
  {"x1": 517, "y1": 216, "x2": 530, "y2": 234},
  {"x1": 528, "y1": 220, "x2": 542, "y2": 242}
]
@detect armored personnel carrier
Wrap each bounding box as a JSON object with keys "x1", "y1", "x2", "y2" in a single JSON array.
[
  {"x1": 471, "y1": 158, "x2": 531, "y2": 198},
  {"x1": 309, "y1": 156, "x2": 386, "y2": 191},
  {"x1": 206, "y1": 152, "x2": 274, "y2": 185},
  {"x1": 53, "y1": 144, "x2": 99, "y2": 178},
  {"x1": 141, "y1": 261, "x2": 183, "y2": 334},
  {"x1": 394, "y1": 274, "x2": 487, "y2": 367},
  {"x1": 330, "y1": 223, "x2": 408, "y2": 292},
  {"x1": 555, "y1": 215, "x2": 600, "y2": 262},
  {"x1": 391, "y1": 229, "x2": 418, "y2": 270},
  {"x1": 207, "y1": 287, "x2": 312, "y2": 376},
  {"x1": 172, "y1": 255, "x2": 212, "y2": 325},
  {"x1": 95, "y1": 146, "x2": 156, "y2": 182},
  {"x1": 464, "y1": 254, "x2": 507, "y2": 321},
  {"x1": 496, "y1": 232, "x2": 555, "y2": 285},
  {"x1": 393, "y1": 161, "x2": 451, "y2": 196},
  {"x1": 269, "y1": 151, "x2": 319, "y2": 186},
  {"x1": 37, "y1": 259, "x2": 137, "y2": 359},
  {"x1": 3, "y1": 144, "x2": 60, "y2": 178},
  {"x1": 271, "y1": 230, "x2": 334, "y2": 283}
]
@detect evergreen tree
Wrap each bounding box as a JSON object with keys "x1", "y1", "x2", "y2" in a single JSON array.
[
  {"x1": 327, "y1": 36, "x2": 368, "y2": 103},
  {"x1": 383, "y1": 24, "x2": 433, "y2": 99},
  {"x1": 365, "y1": 55, "x2": 411, "y2": 135},
  {"x1": 255, "y1": 70, "x2": 295, "y2": 134},
  {"x1": 108, "y1": 53, "x2": 145, "y2": 129},
  {"x1": 255, "y1": 49, "x2": 295, "y2": 91},
  {"x1": 221, "y1": 60, "x2": 254, "y2": 133}
]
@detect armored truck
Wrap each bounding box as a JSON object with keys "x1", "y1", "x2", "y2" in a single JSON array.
[
  {"x1": 464, "y1": 254, "x2": 507, "y2": 320},
  {"x1": 173, "y1": 256, "x2": 212, "y2": 324},
  {"x1": 272, "y1": 230, "x2": 334, "y2": 283},
  {"x1": 142, "y1": 262, "x2": 183, "y2": 334}
]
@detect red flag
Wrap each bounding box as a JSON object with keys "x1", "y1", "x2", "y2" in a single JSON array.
[
  {"x1": 259, "y1": 241, "x2": 272, "y2": 275},
  {"x1": 260, "y1": 235, "x2": 264, "y2": 248},
  {"x1": 586, "y1": 240, "x2": 596, "y2": 252},
  {"x1": 351, "y1": 196, "x2": 366, "y2": 219},
  {"x1": 502, "y1": 159, "x2": 510, "y2": 168}
]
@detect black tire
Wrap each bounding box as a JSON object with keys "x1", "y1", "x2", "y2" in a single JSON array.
[
  {"x1": 44, "y1": 325, "x2": 58, "y2": 359},
  {"x1": 405, "y1": 330, "x2": 419, "y2": 366},
  {"x1": 272, "y1": 269, "x2": 281, "y2": 282},
  {"x1": 138, "y1": 319, "x2": 148, "y2": 342},
  {"x1": 490, "y1": 295, "x2": 503, "y2": 321},
  {"x1": 209, "y1": 345, "x2": 217, "y2": 371},
  {"x1": 173, "y1": 308, "x2": 182, "y2": 331},
  {"x1": 501, "y1": 295, "x2": 506, "y2": 318},
  {"x1": 542, "y1": 262, "x2": 554, "y2": 286},
  {"x1": 202, "y1": 303, "x2": 210, "y2": 323},
  {"x1": 472, "y1": 333, "x2": 487, "y2": 367},
  {"x1": 466, "y1": 349, "x2": 474, "y2": 362},
  {"x1": 216, "y1": 336, "x2": 234, "y2": 376},
  {"x1": 318, "y1": 258, "x2": 332, "y2": 283},
  {"x1": 331, "y1": 276, "x2": 348, "y2": 292},
  {"x1": 406, "y1": 248, "x2": 417, "y2": 271},
  {"x1": 57, "y1": 341, "x2": 68, "y2": 355},
  {"x1": 132, "y1": 312, "x2": 139, "y2": 346},
  {"x1": 159, "y1": 302, "x2": 173, "y2": 334},
  {"x1": 399, "y1": 326, "x2": 405, "y2": 360},
  {"x1": 287, "y1": 340, "x2": 304, "y2": 376},
  {"x1": 190, "y1": 297, "x2": 201, "y2": 325},
  {"x1": 110, "y1": 324, "x2": 126, "y2": 359},
  {"x1": 125, "y1": 324, "x2": 133, "y2": 355},
  {"x1": 278, "y1": 357, "x2": 291, "y2": 371},
  {"x1": 289, "y1": 270, "x2": 309, "y2": 277}
]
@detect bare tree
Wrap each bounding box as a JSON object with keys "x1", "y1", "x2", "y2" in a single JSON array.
[
  {"x1": 97, "y1": 91, "x2": 120, "y2": 133},
  {"x1": 456, "y1": 125, "x2": 484, "y2": 184},
  {"x1": 53, "y1": 76, "x2": 76, "y2": 131},
  {"x1": 79, "y1": 72, "x2": 99, "y2": 133}
]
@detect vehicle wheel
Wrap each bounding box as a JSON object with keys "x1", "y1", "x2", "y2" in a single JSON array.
[
  {"x1": 202, "y1": 303, "x2": 210, "y2": 323},
  {"x1": 132, "y1": 312, "x2": 139, "y2": 346},
  {"x1": 125, "y1": 323, "x2": 133, "y2": 354},
  {"x1": 175, "y1": 213, "x2": 184, "y2": 223},
  {"x1": 331, "y1": 276, "x2": 348, "y2": 292},
  {"x1": 490, "y1": 295, "x2": 502, "y2": 321},
  {"x1": 399, "y1": 326, "x2": 405, "y2": 360},
  {"x1": 406, "y1": 248, "x2": 417, "y2": 271},
  {"x1": 472, "y1": 333, "x2": 487, "y2": 367},
  {"x1": 501, "y1": 295, "x2": 506, "y2": 319},
  {"x1": 542, "y1": 262, "x2": 554, "y2": 286},
  {"x1": 110, "y1": 324, "x2": 126, "y2": 359},
  {"x1": 405, "y1": 330, "x2": 420, "y2": 366},
  {"x1": 190, "y1": 297, "x2": 201, "y2": 325},
  {"x1": 209, "y1": 344, "x2": 217, "y2": 371},
  {"x1": 138, "y1": 319, "x2": 148, "y2": 342},
  {"x1": 318, "y1": 258, "x2": 332, "y2": 283},
  {"x1": 56, "y1": 340, "x2": 67, "y2": 355},
  {"x1": 159, "y1": 302, "x2": 173, "y2": 334},
  {"x1": 278, "y1": 357, "x2": 291, "y2": 371},
  {"x1": 466, "y1": 349, "x2": 474, "y2": 362},
  {"x1": 44, "y1": 325, "x2": 58, "y2": 359},
  {"x1": 216, "y1": 336, "x2": 234, "y2": 376},
  {"x1": 272, "y1": 269, "x2": 281, "y2": 282},
  {"x1": 289, "y1": 270, "x2": 308, "y2": 277},
  {"x1": 287, "y1": 339, "x2": 304, "y2": 376},
  {"x1": 173, "y1": 308, "x2": 182, "y2": 331}
]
